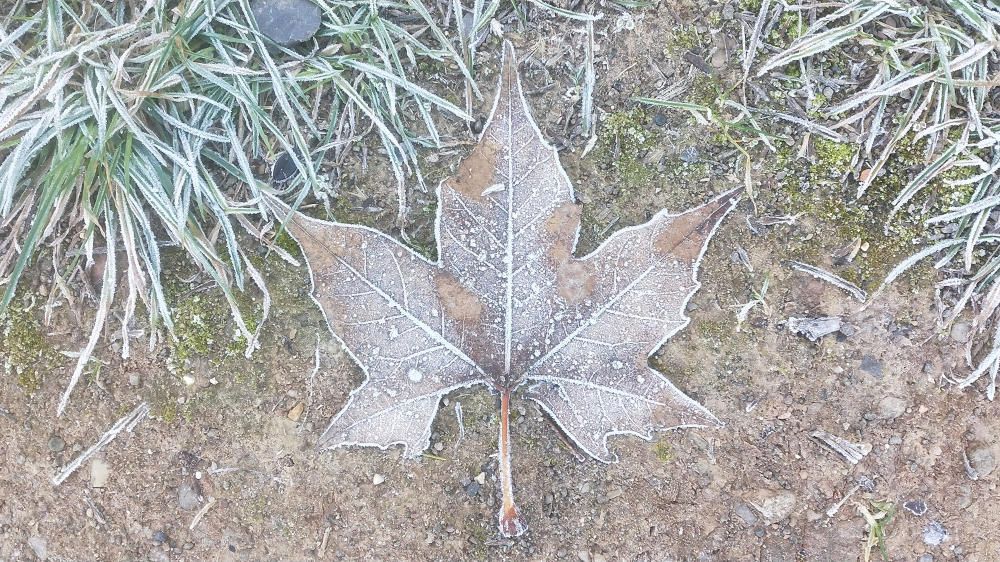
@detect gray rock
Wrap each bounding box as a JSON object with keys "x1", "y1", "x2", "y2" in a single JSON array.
[
  {"x1": 465, "y1": 481, "x2": 480, "y2": 497},
  {"x1": 922, "y1": 521, "x2": 948, "y2": 546},
  {"x1": 27, "y1": 536, "x2": 47, "y2": 560},
  {"x1": 47, "y1": 435, "x2": 65, "y2": 453},
  {"x1": 251, "y1": 0, "x2": 322, "y2": 46},
  {"x1": 877, "y1": 396, "x2": 906, "y2": 420},
  {"x1": 90, "y1": 458, "x2": 110, "y2": 488},
  {"x1": 950, "y1": 321, "x2": 972, "y2": 343},
  {"x1": 128, "y1": 372, "x2": 141, "y2": 386},
  {"x1": 752, "y1": 489, "x2": 796, "y2": 523},
  {"x1": 965, "y1": 444, "x2": 997, "y2": 478},
  {"x1": 177, "y1": 481, "x2": 199, "y2": 511},
  {"x1": 860, "y1": 355, "x2": 883, "y2": 379},
  {"x1": 734, "y1": 503, "x2": 757, "y2": 525},
  {"x1": 918, "y1": 555, "x2": 933, "y2": 562}
]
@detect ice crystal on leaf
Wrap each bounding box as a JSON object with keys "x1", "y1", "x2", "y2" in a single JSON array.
[{"x1": 273, "y1": 42, "x2": 740, "y2": 537}]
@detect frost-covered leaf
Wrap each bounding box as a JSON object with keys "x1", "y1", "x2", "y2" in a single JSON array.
[{"x1": 276, "y1": 41, "x2": 740, "y2": 537}]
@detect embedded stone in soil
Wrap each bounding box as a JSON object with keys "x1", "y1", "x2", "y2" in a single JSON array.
[
  {"x1": 271, "y1": 151, "x2": 302, "y2": 185},
  {"x1": 251, "y1": 0, "x2": 322, "y2": 46}
]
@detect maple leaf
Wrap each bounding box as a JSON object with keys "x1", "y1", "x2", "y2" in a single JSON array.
[{"x1": 272, "y1": 41, "x2": 740, "y2": 537}]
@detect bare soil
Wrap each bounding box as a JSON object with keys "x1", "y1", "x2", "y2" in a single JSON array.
[{"x1": 2, "y1": 2, "x2": 999, "y2": 561}]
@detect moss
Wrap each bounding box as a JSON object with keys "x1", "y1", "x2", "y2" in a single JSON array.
[
  {"x1": 773, "y1": 136, "x2": 974, "y2": 288},
  {"x1": 662, "y1": 25, "x2": 701, "y2": 56},
  {"x1": 653, "y1": 440, "x2": 674, "y2": 462},
  {"x1": 0, "y1": 300, "x2": 57, "y2": 393},
  {"x1": 592, "y1": 109, "x2": 658, "y2": 188}
]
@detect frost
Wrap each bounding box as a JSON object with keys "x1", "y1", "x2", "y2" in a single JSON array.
[{"x1": 275, "y1": 41, "x2": 740, "y2": 538}]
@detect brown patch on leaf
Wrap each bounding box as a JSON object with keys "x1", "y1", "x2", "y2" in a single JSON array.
[
  {"x1": 654, "y1": 194, "x2": 736, "y2": 260},
  {"x1": 435, "y1": 273, "x2": 483, "y2": 323},
  {"x1": 544, "y1": 202, "x2": 582, "y2": 263},
  {"x1": 556, "y1": 260, "x2": 595, "y2": 304},
  {"x1": 446, "y1": 140, "x2": 499, "y2": 201}
]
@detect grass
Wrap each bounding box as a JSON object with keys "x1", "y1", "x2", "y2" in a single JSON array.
[
  {"x1": 0, "y1": 0, "x2": 479, "y2": 414},
  {"x1": 747, "y1": 0, "x2": 1000, "y2": 397}
]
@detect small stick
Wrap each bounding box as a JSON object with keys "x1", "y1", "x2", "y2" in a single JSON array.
[
  {"x1": 189, "y1": 496, "x2": 217, "y2": 530},
  {"x1": 789, "y1": 261, "x2": 868, "y2": 303},
  {"x1": 826, "y1": 484, "x2": 861, "y2": 518},
  {"x1": 52, "y1": 402, "x2": 149, "y2": 486}
]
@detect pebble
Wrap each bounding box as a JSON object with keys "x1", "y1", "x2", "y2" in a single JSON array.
[
  {"x1": 90, "y1": 458, "x2": 110, "y2": 488},
  {"x1": 859, "y1": 355, "x2": 883, "y2": 379},
  {"x1": 178, "y1": 481, "x2": 199, "y2": 511},
  {"x1": 474, "y1": 472, "x2": 486, "y2": 485},
  {"x1": 922, "y1": 521, "x2": 948, "y2": 546},
  {"x1": 752, "y1": 490, "x2": 796, "y2": 523},
  {"x1": 47, "y1": 435, "x2": 65, "y2": 453},
  {"x1": 128, "y1": 372, "x2": 141, "y2": 386},
  {"x1": 734, "y1": 503, "x2": 757, "y2": 525},
  {"x1": 877, "y1": 396, "x2": 907, "y2": 420},
  {"x1": 904, "y1": 499, "x2": 928, "y2": 516},
  {"x1": 250, "y1": 0, "x2": 322, "y2": 46},
  {"x1": 465, "y1": 481, "x2": 481, "y2": 497},
  {"x1": 433, "y1": 442, "x2": 444, "y2": 452},
  {"x1": 918, "y1": 555, "x2": 933, "y2": 562},
  {"x1": 680, "y1": 146, "x2": 700, "y2": 164},
  {"x1": 152, "y1": 531, "x2": 169, "y2": 545},
  {"x1": 965, "y1": 444, "x2": 997, "y2": 478},
  {"x1": 286, "y1": 402, "x2": 304, "y2": 422},
  {"x1": 889, "y1": 435, "x2": 903, "y2": 445},
  {"x1": 577, "y1": 551, "x2": 591, "y2": 562},
  {"x1": 950, "y1": 321, "x2": 972, "y2": 343},
  {"x1": 372, "y1": 473, "x2": 386, "y2": 486},
  {"x1": 652, "y1": 113, "x2": 668, "y2": 127},
  {"x1": 27, "y1": 536, "x2": 47, "y2": 560}
]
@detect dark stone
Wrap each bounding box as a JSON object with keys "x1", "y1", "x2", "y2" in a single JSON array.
[
  {"x1": 271, "y1": 151, "x2": 301, "y2": 185},
  {"x1": 652, "y1": 113, "x2": 668, "y2": 126},
  {"x1": 904, "y1": 499, "x2": 928, "y2": 516},
  {"x1": 465, "y1": 481, "x2": 481, "y2": 497},
  {"x1": 251, "y1": 0, "x2": 323, "y2": 46},
  {"x1": 860, "y1": 355, "x2": 883, "y2": 379}
]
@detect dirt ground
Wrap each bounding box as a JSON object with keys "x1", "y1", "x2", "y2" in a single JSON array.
[{"x1": 2, "y1": 2, "x2": 999, "y2": 561}]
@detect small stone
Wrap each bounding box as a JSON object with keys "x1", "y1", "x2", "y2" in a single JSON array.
[
  {"x1": 877, "y1": 396, "x2": 907, "y2": 420},
  {"x1": 922, "y1": 521, "x2": 948, "y2": 546},
  {"x1": 950, "y1": 321, "x2": 972, "y2": 343},
  {"x1": 734, "y1": 503, "x2": 757, "y2": 525},
  {"x1": 177, "y1": 481, "x2": 199, "y2": 511},
  {"x1": 90, "y1": 458, "x2": 110, "y2": 488},
  {"x1": 889, "y1": 435, "x2": 903, "y2": 445},
  {"x1": 652, "y1": 113, "x2": 668, "y2": 127},
  {"x1": 474, "y1": 472, "x2": 486, "y2": 485},
  {"x1": 465, "y1": 481, "x2": 481, "y2": 497},
  {"x1": 271, "y1": 151, "x2": 302, "y2": 185},
  {"x1": 27, "y1": 536, "x2": 47, "y2": 560},
  {"x1": 251, "y1": 0, "x2": 323, "y2": 46},
  {"x1": 286, "y1": 401, "x2": 305, "y2": 422},
  {"x1": 128, "y1": 372, "x2": 141, "y2": 386},
  {"x1": 751, "y1": 489, "x2": 796, "y2": 523},
  {"x1": 47, "y1": 435, "x2": 65, "y2": 453},
  {"x1": 372, "y1": 473, "x2": 385, "y2": 486},
  {"x1": 966, "y1": 444, "x2": 997, "y2": 478},
  {"x1": 680, "y1": 146, "x2": 700, "y2": 164},
  {"x1": 860, "y1": 355, "x2": 883, "y2": 379},
  {"x1": 424, "y1": 531, "x2": 435, "y2": 545},
  {"x1": 577, "y1": 551, "x2": 591, "y2": 562},
  {"x1": 433, "y1": 442, "x2": 444, "y2": 452},
  {"x1": 904, "y1": 499, "x2": 927, "y2": 516},
  {"x1": 152, "y1": 531, "x2": 169, "y2": 545},
  {"x1": 917, "y1": 555, "x2": 933, "y2": 562}
]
